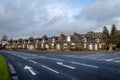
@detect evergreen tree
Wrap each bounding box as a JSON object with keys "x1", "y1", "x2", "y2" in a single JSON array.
[
  {"x1": 116, "y1": 43, "x2": 120, "y2": 49},
  {"x1": 102, "y1": 26, "x2": 110, "y2": 50},
  {"x1": 102, "y1": 26, "x2": 109, "y2": 41},
  {"x1": 111, "y1": 24, "x2": 117, "y2": 36},
  {"x1": 110, "y1": 24, "x2": 118, "y2": 44}
]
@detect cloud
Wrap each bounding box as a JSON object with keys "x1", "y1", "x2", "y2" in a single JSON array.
[
  {"x1": 0, "y1": 0, "x2": 49, "y2": 38},
  {"x1": 0, "y1": 0, "x2": 120, "y2": 39},
  {"x1": 80, "y1": 0, "x2": 120, "y2": 26}
]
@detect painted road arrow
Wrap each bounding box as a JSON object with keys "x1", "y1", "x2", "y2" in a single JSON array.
[{"x1": 24, "y1": 66, "x2": 36, "y2": 75}]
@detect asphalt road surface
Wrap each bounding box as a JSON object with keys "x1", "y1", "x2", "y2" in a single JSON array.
[{"x1": 0, "y1": 50, "x2": 120, "y2": 80}]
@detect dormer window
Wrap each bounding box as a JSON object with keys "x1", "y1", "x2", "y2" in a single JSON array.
[
  {"x1": 67, "y1": 36, "x2": 71, "y2": 42},
  {"x1": 42, "y1": 39, "x2": 45, "y2": 43},
  {"x1": 83, "y1": 37, "x2": 87, "y2": 42},
  {"x1": 96, "y1": 38, "x2": 100, "y2": 43},
  {"x1": 24, "y1": 41, "x2": 26, "y2": 44},
  {"x1": 28, "y1": 40, "x2": 31, "y2": 44},
  {"x1": 17, "y1": 41, "x2": 19, "y2": 44},
  {"x1": 36, "y1": 40, "x2": 39, "y2": 43},
  {"x1": 24, "y1": 41, "x2": 27, "y2": 44},
  {"x1": 52, "y1": 38, "x2": 55, "y2": 43}
]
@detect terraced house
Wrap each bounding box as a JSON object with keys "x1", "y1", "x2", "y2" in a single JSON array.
[{"x1": 5, "y1": 32, "x2": 106, "y2": 51}]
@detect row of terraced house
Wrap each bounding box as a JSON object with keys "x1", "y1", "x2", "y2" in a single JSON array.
[{"x1": 5, "y1": 32, "x2": 106, "y2": 51}]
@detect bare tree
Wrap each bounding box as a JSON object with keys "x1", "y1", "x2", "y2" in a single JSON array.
[{"x1": 1, "y1": 34, "x2": 8, "y2": 41}]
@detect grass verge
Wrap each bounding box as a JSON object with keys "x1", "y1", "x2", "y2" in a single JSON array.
[{"x1": 0, "y1": 55, "x2": 11, "y2": 80}]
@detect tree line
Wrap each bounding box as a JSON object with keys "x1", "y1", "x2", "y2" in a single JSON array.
[{"x1": 102, "y1": 24, "x2": 120, "y2": 50}]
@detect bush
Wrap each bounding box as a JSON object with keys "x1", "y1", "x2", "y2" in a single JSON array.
[
  {"x1": 112, "y1": 46, "x2": 116, "y2": 50},
  {"x1": 103, "y1": 45, "x2": 110, "y2": 50},
  {"x1": 116, "y1": 43, "x2": 120, "y2": 48}
]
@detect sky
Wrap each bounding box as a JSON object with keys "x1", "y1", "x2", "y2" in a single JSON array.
[{"x1": 0, "y1": 0, "x2": 120, "y2": 39}]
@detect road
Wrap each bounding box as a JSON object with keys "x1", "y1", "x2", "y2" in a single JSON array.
[{"x1": 0, "y1": 50, "x2": 120, "y2": 80}]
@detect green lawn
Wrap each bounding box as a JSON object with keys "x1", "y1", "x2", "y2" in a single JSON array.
[{"x1": 0, "y1": 55, "x2": 11, "y2": 80}]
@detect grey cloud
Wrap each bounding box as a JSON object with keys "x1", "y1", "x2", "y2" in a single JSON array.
[
  {"x1": 0, "y1": 0, "x2": 49, "y2": 38},
  {"x1": 80, "y1": 0, "x2": 120, "y2": 25},
  {"x1": 41, "y1": 16, "x2": 97, "y2": 36}
]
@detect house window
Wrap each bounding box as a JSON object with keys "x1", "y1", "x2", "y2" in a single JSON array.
[
  {"x1": 35, "y1": 44, "x2": 38, "y2": 48},
  {"x1": 29, "y1": 45, "x2": 34, "y2": 50},
  {"x1": 71, "y1": 45, "x2": 75, "y2": 48},
  {"x1": 99, "y1": 44, "x2": 102, "y2": 48},
  {"x1": 95, "y1": 44, "x2": 98, "y2": 50},
  {"x1": 64, "y1": 45, "x2": 67, "y2": 48},
  {"x1": 41, "y1": 44, "x2": 44, "y2": 47},
  {"x1": 89, "y1": 44, "x2": 93, "y2": 50},
  {"x1": 45, "y1": 44, "x2": 49, "y2": 49},
  {"x1": 84, "y1": 43, "x2": 87, "y2": 48},
  {"x1": 27, "y1": 45, "x2": 29, "y2": 49},
  {"x1": 64, "y1": 43, "x2": 67, "y2": 48},
  {"x1": 56, "y1": 44, "x2": 60, "y2": 50},
  {"x1": 71, "y1": 43, "x2": 75, "y2": 48},
  {"x1": 52, "y1": 43, "x2": 54, "y2": 47}
]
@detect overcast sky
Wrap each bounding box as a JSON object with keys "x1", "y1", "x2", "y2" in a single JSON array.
[{"x1": 0, "y1": 0, "x2": 120, "y2": 39}]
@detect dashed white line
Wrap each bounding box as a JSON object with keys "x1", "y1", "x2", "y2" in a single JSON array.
[
  {"x1": 105, "y1": 57, "x2": 120, "y2": 62},
  {"x1": 114, "y1": 60, "x2": 120, "y2": 63},
  {"x1": 21, "y1": 57, "x2": 27, "y2": 59},
  {"x1": 71, "y1": 61, "x2": 98, "y2": 68},
  {"x1": 39, "y1": 56, "x2": 48, "y2": 59},
  {"x1": 29, "y1": 60, "x2": 37, "y2": 64},
  {"x1": 108, "y1": 57, "x2": 120, "y2": 60},
  {"x1": 31, "y1": 54, "x2": 38, "y2": 57},
  {"x1": 49, "y1": 58, "x2": 64, "y2": 61},
  {"x1": 105, "y1": 59, "x2": 113, "y2": 61},
  {"x1": 41, "y1": 65, "x2": 59, "y2": 74},
  {"x1": 57, "y1": 62, "x2": 76, "y2": 69},
  {"x1": 39, "y1": 56, "x2": 64, "y2": 61}
]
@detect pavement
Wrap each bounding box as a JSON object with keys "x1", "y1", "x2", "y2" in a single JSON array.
[{"x1": 0, "y1": 50, "x2": 120, "y2": 80}]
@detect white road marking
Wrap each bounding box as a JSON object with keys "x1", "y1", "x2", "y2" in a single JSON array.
[
  {"x1": 108, "y1": 57, "x2": 120, "y2": 60},
  {"x1": 39, "y1": 56, "x2": 48, "y2": 59},
  {"x1": 105, "y1": 59, "x2": 113, "y2": 61},
  {"x1": 114, "y1": 60, "x2": 120, "y2": 63},
  {"x1": 17, "y1": 55, "x2": 21, "y2": 57},
  {"x1": 29, "y1": 60, "x2": 37, "y2": 64},
  {"x1": 105, "y1": 57, "x2": 120, "y2": 62},
  {"x1": 24, "y1": 66, "x2": 36, "y2": 75},
  {"x1": 41, "y1": 65, "x2": 59, "y2": 74},
  {"x1": 49, "y1": 58, "x2": 64, "y2": 61},
  {"x1": 71, "y1": 61, "x2": 98, "y2": 68},
  {"x1": 39, "y1": 56, "x2": 64, "y2": 61},
  {"x1": 57, "y1": 62, "x2": 76, "y2": 69},
  {"x1": 21, "y1": 56, "x2": 27, "y2": 59}
]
